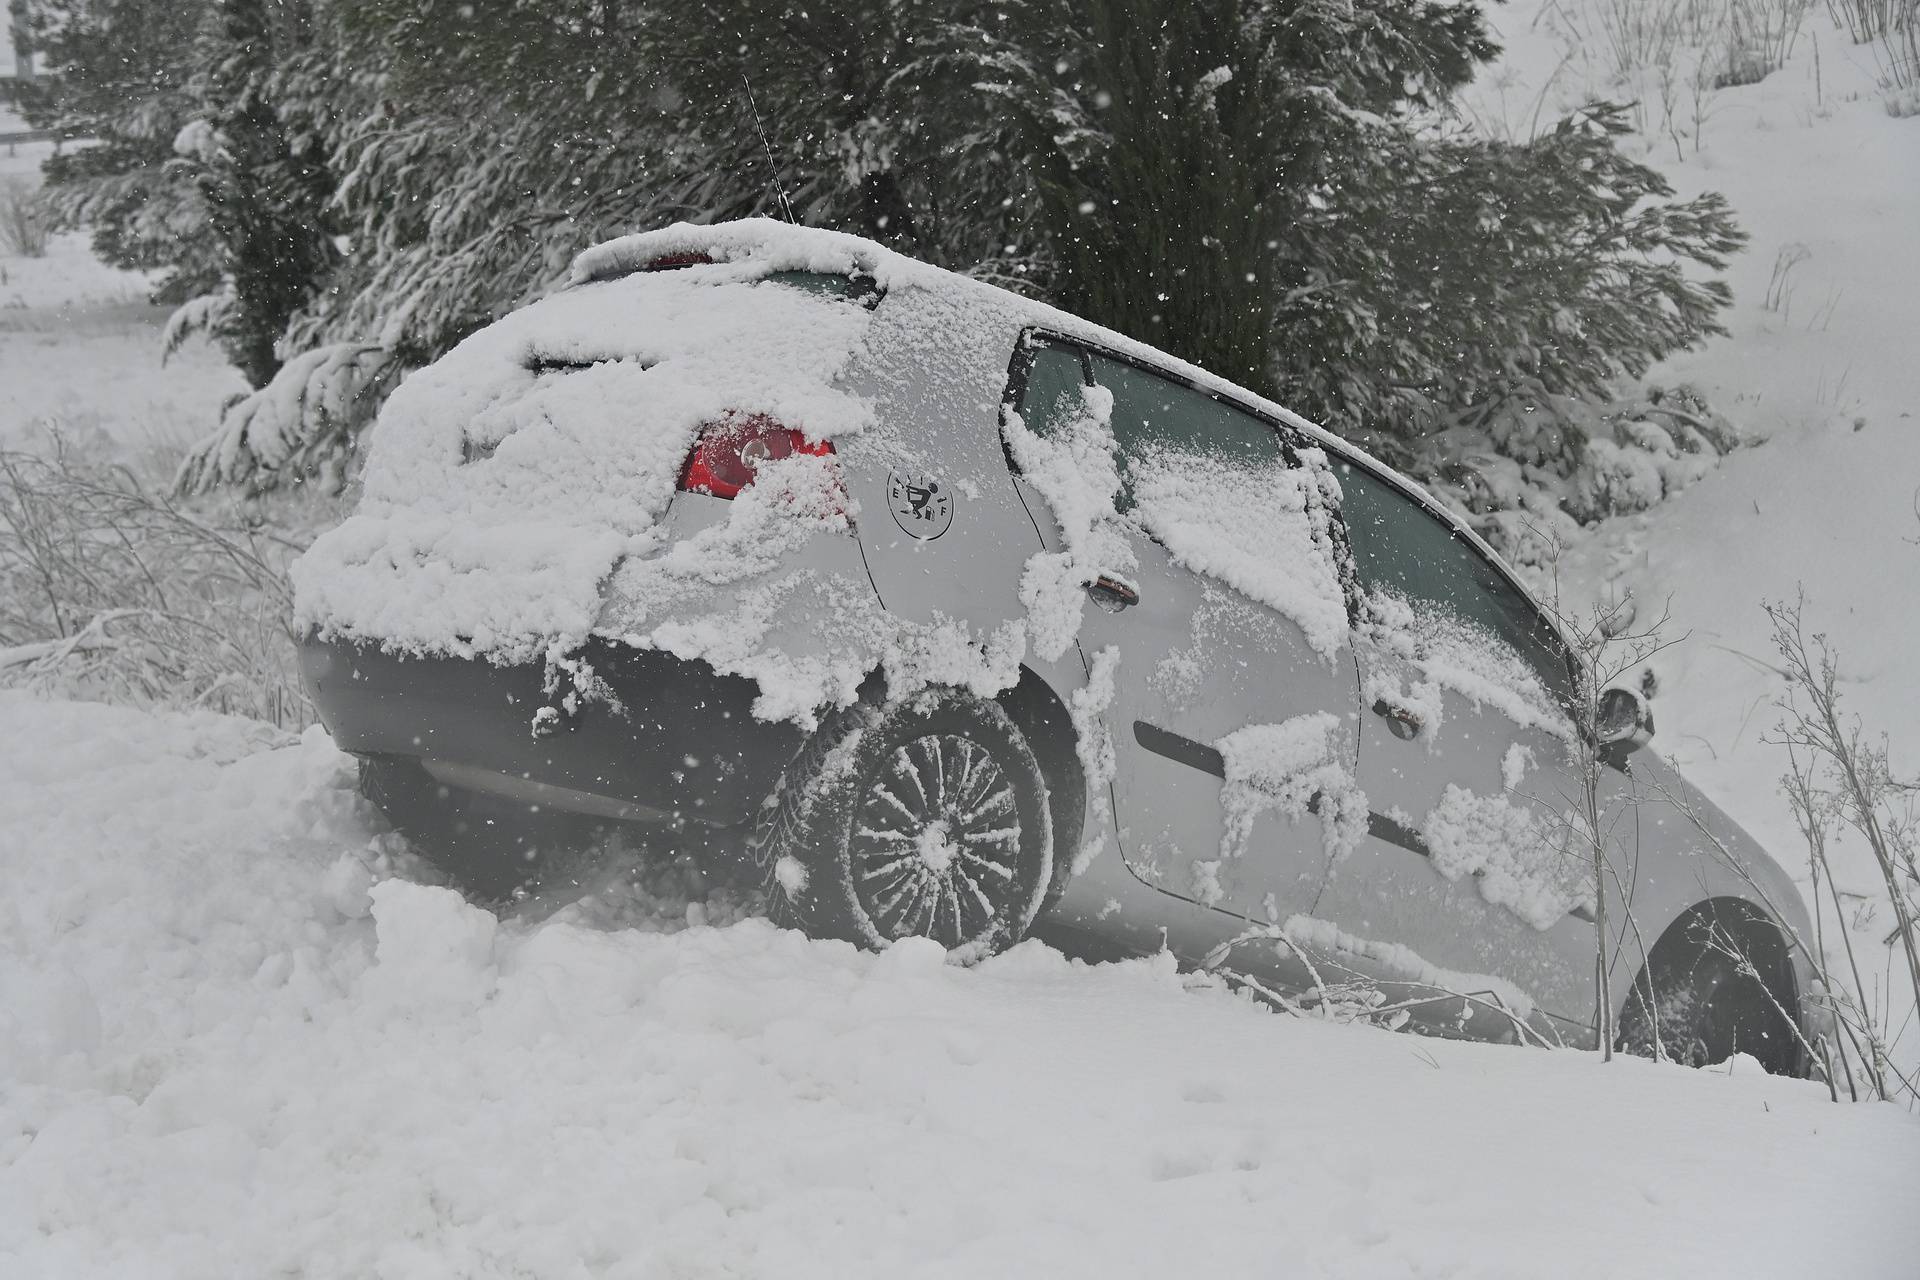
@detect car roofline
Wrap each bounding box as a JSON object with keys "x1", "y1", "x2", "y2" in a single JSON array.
[{"x1": 568, "y1": 219, "x2": 1575, "y2": 658}]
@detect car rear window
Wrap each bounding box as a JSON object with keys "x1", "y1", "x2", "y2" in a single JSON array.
[{"x1": 760, "y1": 269, "x2": 883, "y2": 309}]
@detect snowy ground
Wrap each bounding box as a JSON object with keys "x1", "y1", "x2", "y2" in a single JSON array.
[
  {"x1": 1465, "y1": 0, "x2": 1920, "y2": 436},
  {"x1": 5, "y1": 6, "x2": 1920, "y2": 1276},
  {"x1": 3, "y1": 693, "x2": 1917, "y2": 1278},
  {"x1": 0, "y1": 141, "x2": 247, "y2": 461}
]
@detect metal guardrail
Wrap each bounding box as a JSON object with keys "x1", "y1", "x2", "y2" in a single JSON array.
[{"x1": 1, "y1": 128, "x2": 80, "y2": 155}]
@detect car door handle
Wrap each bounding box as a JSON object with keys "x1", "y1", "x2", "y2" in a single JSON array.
[
  {"x1": 1371, "y1": 698, "x2": 1423, "y2": 740},
  {"x1": 1085, "y1": 573, "x2": 1140, "y2": 612}
]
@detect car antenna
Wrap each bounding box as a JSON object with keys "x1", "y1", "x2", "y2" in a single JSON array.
[{"x1": 742, "y1": 73, "x2": 797, "y2": 225}]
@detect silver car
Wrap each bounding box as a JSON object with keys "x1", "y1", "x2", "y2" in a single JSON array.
[{"x1": 298, "y1": 220, "x2": 1813, "y2": 1072}]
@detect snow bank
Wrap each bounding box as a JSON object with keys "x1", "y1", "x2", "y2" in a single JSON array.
[{"x1": 3, "y1": 691, "x2": 1919, "y2": 1277}]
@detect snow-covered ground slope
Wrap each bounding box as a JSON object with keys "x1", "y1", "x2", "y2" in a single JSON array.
[
  {"x1": 0, "y1": 142, "x2": 245, "y2": 457},
  {"x1": 1468, "y1": 0, "x2": 1920, "y2": 1073},
  {"x1": 3, "y1": 692, "x2": 1917, "y2": 1279},
  {"x1": 1464, "y1": 0, "x2": 1920, "y2": 437}
]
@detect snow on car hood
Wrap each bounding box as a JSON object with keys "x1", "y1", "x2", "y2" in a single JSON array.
[{"x1": 292, "y1": 222, "x2": 900, "y2": 665}]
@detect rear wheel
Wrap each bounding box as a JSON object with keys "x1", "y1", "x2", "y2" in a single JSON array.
[{"x1": 756, "y1": 690, "x2": 1056, "y2": 961}]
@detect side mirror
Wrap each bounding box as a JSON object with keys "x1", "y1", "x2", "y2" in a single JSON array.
[{"x1": 1595, "y1": 686, "x2": 1655, "y2": 752}]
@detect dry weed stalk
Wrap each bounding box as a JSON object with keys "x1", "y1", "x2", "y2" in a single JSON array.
[
  {"x1": 0, "y1": 177, "x2": 51, "y2": 258},
  {"x1": 1650, "y1": 595, "x2": 1919, "y2": 1103},
  {"x1": 1764, "y1": 596, "x2": 1920, "y2": 1096},
  {"x1": 0, "y1": 435, "x2": 311, "y2": 727}
]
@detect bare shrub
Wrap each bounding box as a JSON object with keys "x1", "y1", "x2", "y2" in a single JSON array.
[
  {"x1": 1648, "y1": 596, "x2": 1920, "y2": 1103},
  {"x1": 1203, "y1": 927, "x2": 1560, "y2": 1049},
  {"x1": 1814, "y1": 0, "x2": 1919, "y2": 110},
  {"x1": 1764, "y1": 597, "x2": 1920, "y2": 1100},
  {"x1": 1719, "y1": 0, "x2": 1815, "y2": 85},
  {"x1": 0, "y1": 177, "x2": 51, "y2": 258},
  {"x1": 1524, "y1": 558, "x2": 1680, "y2": 1064},
  {"x1": 0, "y1": 434, "x2": 312, "y2": 728},
  {"x1": 1874, "y1": 6, "x2": 1920, "y2": 107},
  {"x1": 1764, "y1": 243, "x2": 1811, "y2": 316},
  {"x1": 1598, "y1": 0, "x2": 1690, "y2": 76},
  {"x1": 1593, "y1": 0, "x2": 1729, "y2": 80},
  {"x1": 1828, "y1": 0, "x2": 1907, "y2": 41}
]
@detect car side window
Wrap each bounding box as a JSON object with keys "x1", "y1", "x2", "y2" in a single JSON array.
[
  {"x1": 1087, "y1": 354, "x2": 1280, "y2": 508},
  {"x1": 1333, "y1": 459, "x2": 1573, "y2": 702},
  {"x1": 1013, "y1": 347, "x2": 1348, "y2": 655},
  {"x1": 1011, "y1": 342, "x2": 1093, "y2": 440}
]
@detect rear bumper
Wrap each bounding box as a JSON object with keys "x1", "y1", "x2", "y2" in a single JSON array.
[{"x1": 300, "y1": 634, "x2": 805, "y2": 828}]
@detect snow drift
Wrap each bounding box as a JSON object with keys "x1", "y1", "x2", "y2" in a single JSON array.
[{"x1": 4, "y1": 691, "x2": 1917, "y2": 1279}]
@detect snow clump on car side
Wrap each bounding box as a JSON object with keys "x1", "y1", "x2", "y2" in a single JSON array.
[
  {"x1": 999, "y1": 377, "x2": 1133, "y2": 662},
  {"x1": 1420, "y1": 784, "x2": 1595, "y2": 931},
  {"x1": 1129, "y1": 445, "x2": 1349, "y2": 663},
  {"x1": 1204, "y1": 713, "x2": 1369, "y2": 907},
  {"x1": 1359, "y1": 589, "x2": 1571, "y2": 740}
]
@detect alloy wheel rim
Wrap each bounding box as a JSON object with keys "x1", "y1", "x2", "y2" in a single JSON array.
[{"x1": 851, "y1": 732, "x2": 1023, "y2": 946}]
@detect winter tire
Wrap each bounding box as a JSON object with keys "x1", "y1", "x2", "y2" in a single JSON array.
[{"x1": 756, "y1": 690, "x2": 1056, "y2": 962}]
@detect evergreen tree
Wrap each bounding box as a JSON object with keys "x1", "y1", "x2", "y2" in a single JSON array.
[
  {"x1": 182, "y1": 0, "x2": 340, "y2": 387},
  {"x1": 313, "y1": 0, "x2": 1737, "y2": 432},
  {"x1": 1016, "y1": 0, "x2": 1493, "y2": 396},
  {"x1": 1284, "y1": 104, "x2": 1744, "y2": 450},
  {"x1": 168, "y1": 0, "x2": 1745, "y2": 504},
  {"x1": 289, "y1": 0, "x2": 1050, "y2": 364},
  {"x1": 9, "y1": 0, "x2": 218, "y2": 302},
  {"x1": 15, "y1": 0, "x2": 340, "y2": 385}
]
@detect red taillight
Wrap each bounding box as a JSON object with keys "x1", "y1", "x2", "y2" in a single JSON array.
[{"x1": 677, "y1": 414, "x2": 836, "y2": 500}]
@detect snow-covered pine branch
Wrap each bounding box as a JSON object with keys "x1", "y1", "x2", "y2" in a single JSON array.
[
  {"x1": 175, "y1": 344, "x2": 403, "y2": 496},
  {"x1": 161, "y1": 287, "x2": 235, "y2": 364}
]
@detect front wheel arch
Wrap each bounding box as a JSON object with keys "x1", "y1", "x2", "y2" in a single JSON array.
[{"x1": 1616, "y1": 897, "x2": 1803, "y2": 1076}]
